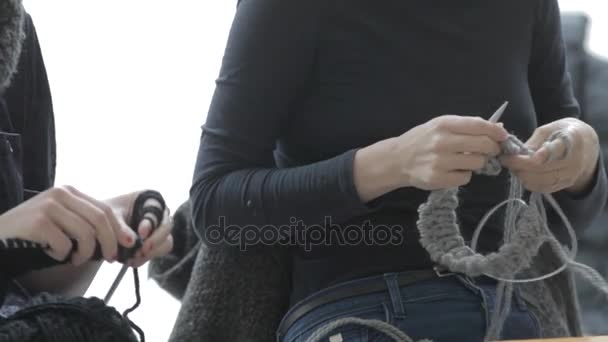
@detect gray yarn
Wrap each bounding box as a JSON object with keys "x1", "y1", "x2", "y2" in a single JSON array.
[
  {"x1": 0, "y1": 0, "x2": 25, "y2": 92},
  {"x1": 305, "y1": 131, "x2": 608, "y2": 342},
  {"x1": 304, "y1": 317, "x2": 431, "y2": 342}
]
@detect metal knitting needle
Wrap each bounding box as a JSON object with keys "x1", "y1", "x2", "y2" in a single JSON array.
[
  {"x1": 104, "y1": 264, "x2": 129, "y2": 303},
  {"x1": 488, "y1": 101, "x2": 509, "y2": 124}
]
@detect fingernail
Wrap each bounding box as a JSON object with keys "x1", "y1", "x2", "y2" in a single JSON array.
[{"x1": 126, "y1": 236, "x2": 133, "y2": 245}]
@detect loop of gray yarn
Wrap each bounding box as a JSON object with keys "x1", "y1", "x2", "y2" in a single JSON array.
[
  {"x1": 303, "y1": 132, "x2": 608, "y2": 342},
  {"x1": 0, "y1": 0, "x2": 25, "y2": 92}
]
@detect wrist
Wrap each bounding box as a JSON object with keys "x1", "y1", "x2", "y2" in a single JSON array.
[
  {"x1": 353, "y1": 138, "x2": 403, "y2": 202},
  {"x1": 567, "y1": 152, "x2": 599, "y2": 194},
  {"x1": 566, "y1": 128, "x2": 600, "y2": 194}
]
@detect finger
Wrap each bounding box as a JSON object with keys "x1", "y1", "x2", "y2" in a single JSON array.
[
  {"x1": 138, "y1": 220, "x2": 153, "y2": 240},
  {"x1": 499, "y1": 152, "x2": 568, "y2": 172},
  {"x1": 440, "y1": 116, "x2": 508, "y2": 142},
  {"x1": 40, "y1": 224, "x2": 73, "y2": 262},
  {"x1": 537, "y1": 138, "x2": 568, "y2": 163},
  {"x1": 55, "y1": 187, "x2": 119, "y2": 260},
  {"x1": 441, "y1": 134, "x2": 502, "y2": 156},
  {"x1": 140, "y1": 208, "x2": 172, "y2": 255},
  {"x1": 438, "y1": 153, "x2": 487, "y2": 172},
  {"x1": 66, "y1": 186, "x2": 136, "y2": 248},
  {"x1": 132, "y1": 235, "x2": 174, "y2": 267},
  {"x1": 515, "y1": 169, "x2": 575, "y2": 194},
  {"x1": 138, "y1": 197, "x2": 164, "y2": 238},
  {"x1": 46, "y1": 201, "x2": 97, "y2": 265},
  {"x1": 525, "y1": 125, "x2": 555, "y2": 151}
]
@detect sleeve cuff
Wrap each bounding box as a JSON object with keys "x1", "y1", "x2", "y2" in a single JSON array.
[
  {"x1": 338, "y1": 149, "x2": 381, "y2": 218},
  {"x1": 551, "y1": 151, "x2": 608, "y2": 229}
]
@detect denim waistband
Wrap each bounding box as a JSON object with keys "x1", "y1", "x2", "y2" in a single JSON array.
[{"x1": 277, "y1": 269, "x2": 474, "y2": 340}]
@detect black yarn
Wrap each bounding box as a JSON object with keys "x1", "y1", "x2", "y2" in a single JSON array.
[
  {"x1": 0, "y1": 294, "x2": 139, "y2": 342},
  {"x1": 123, "y1": 268, "x2": 144, "y2": 342},
  {"x1": 0, "y1": 190, "x2": 167, "y2": 342}
]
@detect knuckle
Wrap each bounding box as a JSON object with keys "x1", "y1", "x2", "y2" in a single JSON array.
[
  {"x1": 99, "y1": 203, "x2": 113, "y2": 217},
  {"x1": 434, "y1": 117, "x2": 450, "y2": 131},
  {"x1": 33, "y1": 212, "x2": 50, "y2": 226},
  {"x1": 429, "y1": 137, "x2": 445, "y2": 151},
  {"x1": 537, "y1": 125, "x2": 551, "y2": 136},
  {"x1": 41, "y1": 198, "x2": 58, "y2": 213},
  {"x1": 59, "y1": 185, "x2": 77, "y2": 194},
  {"x1": 92, "y1": 210, "x2": 107, "y2": 227},
  {"x1": 474, "y1": 156, "x2": 486, "y2": 169},
  {"x1": 49, "y1": 187, "x2": 69, "y2": 200}
]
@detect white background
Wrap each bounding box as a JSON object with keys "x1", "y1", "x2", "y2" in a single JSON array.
[{"x1": 17, "y1": 1, "x2": 608, "y2": 341}]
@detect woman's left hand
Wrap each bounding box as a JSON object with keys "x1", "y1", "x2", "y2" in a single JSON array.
[
  {"x1": 499, "y1": 118, "x2": 600, "y2": 194},
  {"x1": 104, "y1": 191, "x2": 174, "y2": 268}
]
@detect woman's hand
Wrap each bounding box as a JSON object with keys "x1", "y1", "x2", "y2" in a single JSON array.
[
  {"x1": 354, "y1": 115, "x2": 508, "y2": 201},
  {"x1": 499, "y1": 118, "x2": 600, "y2": 194},
  {"x1": 0, "y1": 186, "x2": 137, "y2": 265},
  {"x1": 105, "y1": 191, "x2": 173, "y2": 268}
]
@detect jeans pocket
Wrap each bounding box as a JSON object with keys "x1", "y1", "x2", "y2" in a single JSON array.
[{"x1": 0, "y1": 132, "x2": 24, "y2": 214}]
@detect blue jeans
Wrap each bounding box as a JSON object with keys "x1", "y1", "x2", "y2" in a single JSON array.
[{"x1": 278, "y1": 272, "x2": 541, "y2": 342}]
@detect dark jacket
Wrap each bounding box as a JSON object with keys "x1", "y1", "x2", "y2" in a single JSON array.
[
  {"x1": 0, "y1": 12, "x2": 55, "y2": 206},
  {"x1": 0, "y1": 10, "x2": 56, "y2": 308}
]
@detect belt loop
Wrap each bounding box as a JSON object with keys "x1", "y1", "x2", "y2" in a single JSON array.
[{"x1": 384, "y1": 273, "x2": 406, "y2": 319}]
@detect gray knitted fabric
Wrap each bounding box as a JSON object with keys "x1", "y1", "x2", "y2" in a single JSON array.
[
  {"x1": 0, "y1": 0, "x2": 24, "y2": 92},
  {"x1": 304, "y1": 132, "x2": 608, "y2": 342}
]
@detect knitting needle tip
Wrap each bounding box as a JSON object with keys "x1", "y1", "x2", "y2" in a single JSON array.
[
  {"x1": 104, "y1": 264, "x2": 129, "y2": 304},
  {"x1": 489, "y1": 101, "x2": 509, "y2": 123}
]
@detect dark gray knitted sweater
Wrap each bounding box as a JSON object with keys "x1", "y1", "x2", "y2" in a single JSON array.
[{"x1": 149, "y1": 201, "x2": 291, "y2": 342}]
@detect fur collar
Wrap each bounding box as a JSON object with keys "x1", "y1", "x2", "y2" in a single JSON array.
[{"x1": 0, "y1": 0, "x2": 24, "y2": 92}]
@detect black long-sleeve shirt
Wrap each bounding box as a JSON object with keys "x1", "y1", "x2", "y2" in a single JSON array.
[{"x1": 191, "y1": 0, "x2": 608, "y2": 305}]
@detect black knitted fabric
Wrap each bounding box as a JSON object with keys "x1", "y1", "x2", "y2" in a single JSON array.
[{"x1": 0, "y1": 293, "x2": 138, "y2": 342}]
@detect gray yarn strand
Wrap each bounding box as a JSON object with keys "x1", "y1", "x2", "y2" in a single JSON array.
[
  {"x1": 303, "y1": 132, "x2": 608, "y2": 342},
  {"x1": 303, "y1": 317, "x2": 431, "y2": 342}
]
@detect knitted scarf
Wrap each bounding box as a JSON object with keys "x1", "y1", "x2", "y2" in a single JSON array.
[{"x1": 0, "y1": 0, "x2": 24, "y2": 93}]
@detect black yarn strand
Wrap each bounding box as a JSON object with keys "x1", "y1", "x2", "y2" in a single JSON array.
[{"x1": 122, "y1": 267, "x2": 145, "y2": 342}]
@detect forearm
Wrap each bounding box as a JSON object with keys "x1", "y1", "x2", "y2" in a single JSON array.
[
  {"x1": 353, "y1": 137, "x2": 403, "y2": 203},
  {"x1": 16, "y1": 260, "x2": 102, "y2": 298},
  {"x1": 191, "y1": 143, "x2": 376, "y2": 246}
]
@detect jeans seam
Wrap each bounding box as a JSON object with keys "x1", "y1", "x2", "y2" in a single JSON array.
[{"x1": 456, "y1": 276, "x2": 492, "y2": 331}]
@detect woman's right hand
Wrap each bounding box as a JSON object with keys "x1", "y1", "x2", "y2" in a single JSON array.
[
  {"x1": 0, "y1": 186, "x2": 137, "y2": 265},
  {"x1": 354, "y1": 115, "x2": 508, "y2": 201}
]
